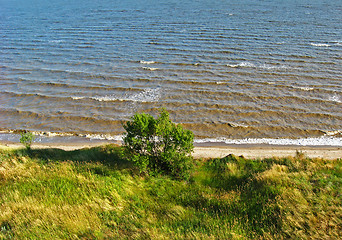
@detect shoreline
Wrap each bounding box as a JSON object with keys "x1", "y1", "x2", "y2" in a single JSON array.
[{"x1": 1, "y1": 141, "x2": 341, "y2": 160}]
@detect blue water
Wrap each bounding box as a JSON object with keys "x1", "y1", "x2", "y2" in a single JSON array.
[{"x1": 1, "y1": 0, "x2": 342, "y2": 144}]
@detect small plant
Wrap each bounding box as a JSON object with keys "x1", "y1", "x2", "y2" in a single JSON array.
[
  {"x1": 123, "y1": 109, "x2": 194, "y2": 179},
  {"x1": 295, "y1": 150, "x2": 306, "y2": 160},
  {"x1": 20, "y1": 131, "x2": 35, "y2": 150}
]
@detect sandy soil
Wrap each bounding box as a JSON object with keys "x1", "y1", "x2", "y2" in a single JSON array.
[
  {"x1": 193, "y1": 146, "x2": 342, "y2": 160},
  {"x1": 1, "y1": 141, "x2": 341, "y2": 160}
]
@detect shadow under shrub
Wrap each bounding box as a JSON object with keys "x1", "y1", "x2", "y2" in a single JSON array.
[{"x1": 14, "y1": 144, "x2": 132, "y2": 172}]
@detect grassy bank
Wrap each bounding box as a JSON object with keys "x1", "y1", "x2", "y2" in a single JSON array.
[{"x1": 0, "y1": 145, "x2": 341, "y2": 239}]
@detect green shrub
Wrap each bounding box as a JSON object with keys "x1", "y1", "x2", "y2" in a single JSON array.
[
  {"x1": 20, "y1": 131, "x2": 35, "y2": 150},
  {"x1": 123, "y1": 109, "x2": 194, "y2": 179}
]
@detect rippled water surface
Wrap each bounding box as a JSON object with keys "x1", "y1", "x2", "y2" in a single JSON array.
[{"x1": 1, "y1": 0, "x2": 342, "y2": 144}]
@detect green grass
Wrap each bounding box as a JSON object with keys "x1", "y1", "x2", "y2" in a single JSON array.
[{"x1": 0, "y1": 145, "x2": 341, "y2": 239}]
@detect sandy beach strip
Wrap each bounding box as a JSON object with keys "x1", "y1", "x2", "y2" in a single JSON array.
[
  {"x1": 193, "y1": 145, "x2": 342, "y2": 160},
  {"x1": 1, "y1": 141, "x2": 341, "y2": 160}
]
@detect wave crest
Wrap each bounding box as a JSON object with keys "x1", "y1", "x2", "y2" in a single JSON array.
[
  {"x1": 310, "y1": 43, "x2": 330, "y2": 47},
  {"x1": 227, "y1": 61, "x2": 287, "y2": 70},
  {"x1": 88, "y1": 88, "x2": 161, "y2": 103},
  {"x1": 140, "y1": 60, "x2": 155, "y2": 64}
]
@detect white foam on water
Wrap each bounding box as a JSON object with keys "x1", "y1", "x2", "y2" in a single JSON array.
[
  {"x1": 195, "y1": 136, "x2": 342, "y2": 146},
  {"x1": 79, "y1": 131, "x2": 342, "y2": 147},
  {"x1": 292, "y1": 86, "x2": 314, "y2": 91},
  {"x1": 310, "y1": 43, "x2": 331, "y2": 47},
  {"x1": 129, "y1": 88, "x2": 161, "y2": 102},
  {"x1": 227, "y1": 61, "x2": 255, "y2": 68},
  {"x1": 89, "y1": 88, "x2": 161, "y2": 103},
  {"x1": 35, "y1": 131, "x2": 75, "y2": 137},
  {"x1": 140, "y1": 60, "x2": 155, "y2": 64},
  {"x1": 90, "y1": 96, "x2": 116, "y2": 102},
  {"x1": 259, "y1": 64, "x2": 287, "y2": 70},
  {"x1": 71, "y1": 96, "x2": 86, "y2": 100},
  {"x1": 328, "y1": 95, "x2": 342, "y2": 103},
  {"x1": 142, "y1": 67, "x2": 158, "y2": 71},
  {"x1": 227, "y1": 61, "x2": 286, "y2": 70},
  {"x1": 324, "y1": 130, "x2": 342, "y2": 136},
  {"x1": 85, "y1": 134, "x2": 124, "y2": 141},
  {"x1": 2, "y1": 129, "x2": 341, "y2": 147}
]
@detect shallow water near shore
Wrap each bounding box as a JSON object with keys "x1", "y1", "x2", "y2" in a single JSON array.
[{"x1": 1, "y1": 0, "x2": 342, "y2": 145}]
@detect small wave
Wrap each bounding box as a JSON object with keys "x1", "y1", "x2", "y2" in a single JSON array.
[
  {"x1": 71, "y1": 96, "x2": 86, "y2": 100},
  {"x1": 195, "y1": 136, "x2": 342, "y2": 146},
  {"x1": 130, "y1": 88, "x2": 161, "y2": 102},
  {"x1": 259, "y1": 64, "x2": 287, "y2": 70},
  {"x1": 90, "y1": 96, "x2": 117, "y2": 102},
  {"x1": 35, "y1": 131, "x2": 75, "y2": 137},
  {"x1": 299, "y1": 87, "x2": 314, "y2": 91},
  {"x1": 227, "y1": 62, "x2": 255, "y2": 68},
  {"x1": 324, "y1": 130, "x2": 342, "y2": 136},
  {"x1": 140, "y1": 60, "x2": 155, "y2": 64},
  {"x1": 328, "y1": 95, "x2": 342, "y2": 103},
  {"x1": 310, "y1": 43, "x2": 331, "y2": 47},
  {"x1": 227, "y1": 122, "x2": 249, "y2": 128},
  {"x1": 227, "y1": 61, "x2": 286, "y2": 70},
  {"x1": 48, "y1": 40, "x2": 64, "y2": 43},
  {"x1": 77, "y1": 45, "x2": 94, "y2": 49},
  {"x1": 292, "y1": 86, "x2": 314, "y2": 91},
  {"x1": 84, "y1": 134, "x2": 124, "y2": 141},
  {"x1": 142, "y1": 67, "x2": 158, "y2": 71},
  {"x1": 89, "y1": 88, "x2": 161, "y2": 103}
]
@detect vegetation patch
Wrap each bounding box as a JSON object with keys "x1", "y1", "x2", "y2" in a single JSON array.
[
  {"x1": 0, "y1": 146, "x2": 341, "y2": 239},
  {"x1": 123, "y1": 109, "x2": 194, "y2": 179},
  {"x1": 19, "y1": 131, "x2": 35, "y2": 150}
]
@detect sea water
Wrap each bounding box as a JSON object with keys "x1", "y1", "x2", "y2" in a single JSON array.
[{"x1": 1, "y1": 0, "x2": 341, "y2": 145}]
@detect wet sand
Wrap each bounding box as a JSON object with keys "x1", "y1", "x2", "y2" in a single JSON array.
[{"x1": 1, "y1": 141, "x2": 341, "y2": 160}]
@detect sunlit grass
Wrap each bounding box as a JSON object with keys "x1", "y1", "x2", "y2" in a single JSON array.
[{"x1": 0, "y1": 145, "x2": 341, "y2": 239}]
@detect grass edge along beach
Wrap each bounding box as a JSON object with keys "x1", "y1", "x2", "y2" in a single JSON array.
[{"x1": 1, "y1": 143, "x2": 341, "y2": 239}]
